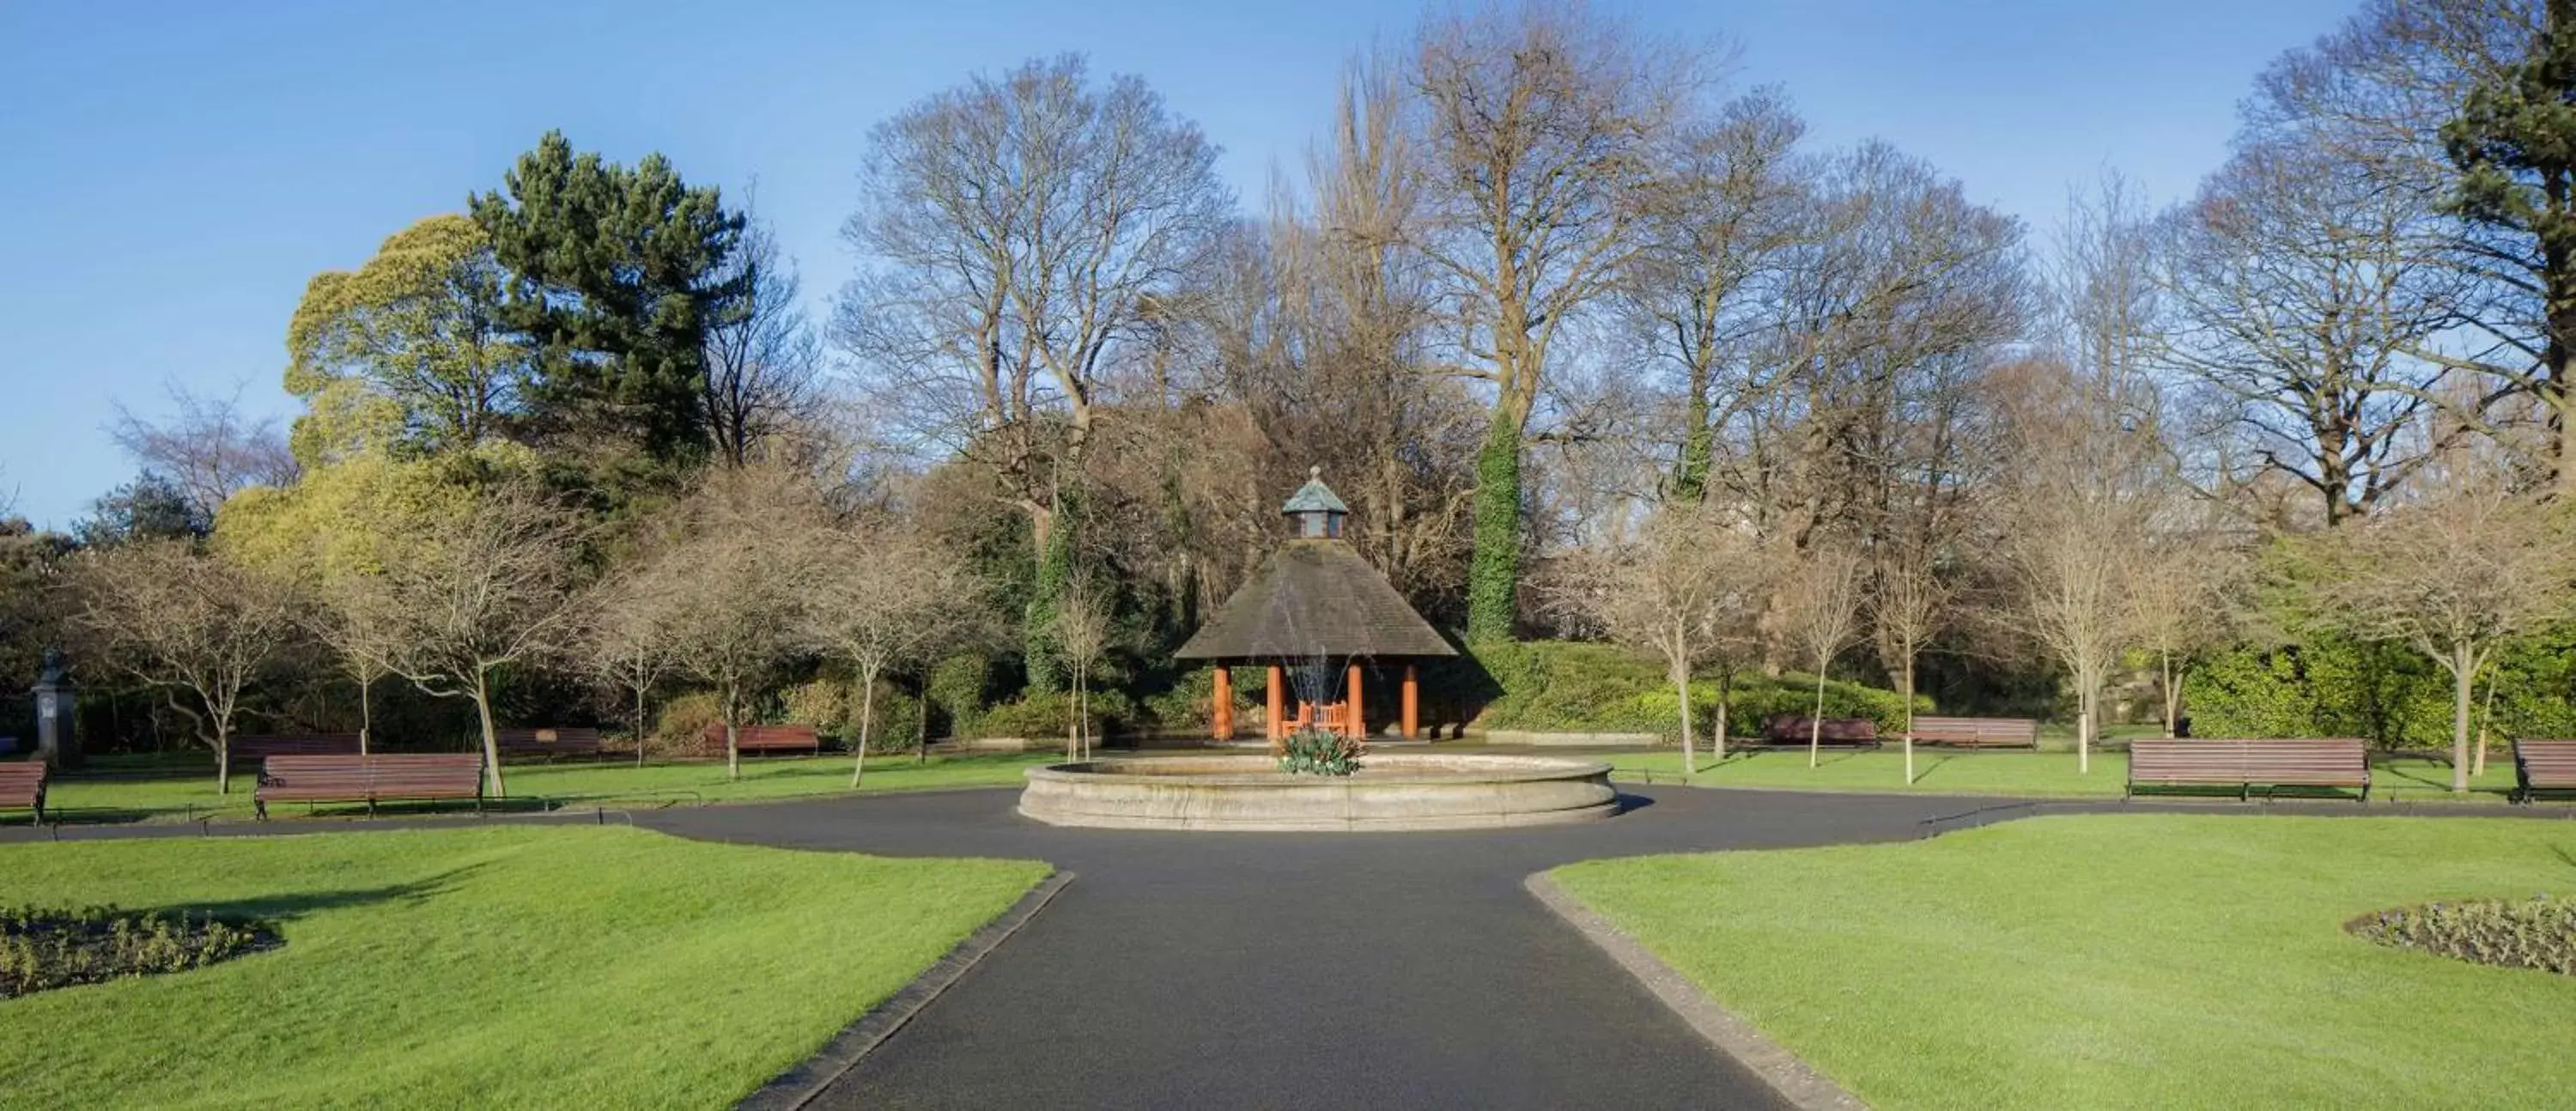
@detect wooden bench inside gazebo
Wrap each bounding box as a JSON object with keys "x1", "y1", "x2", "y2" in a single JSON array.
[{"x1": 1174, "y1": 470, "x2": 1457, "y2": 748}]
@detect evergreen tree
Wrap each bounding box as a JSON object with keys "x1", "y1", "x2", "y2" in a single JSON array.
[
  {"x1": 470, "y1": 131, "x2": 749, "y2": 460},
  {"x1": 2444, "y1": 0, "x2": 2576, "y2": 494}
]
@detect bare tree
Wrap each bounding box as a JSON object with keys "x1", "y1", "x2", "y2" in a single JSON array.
[
  {"x1": 838, "y1": 55, "x2": 1230, "y2": 682},
  {"x1": 107, "y1": 383, "x2": 298, "y2": 525},
  {"x1": 807, "y1": 525, "x2": 978, "y2": 786},
  {"x1": 1870, "y1": 556, "x2": 1950, "y2": 784},
  {"x1": 650, "y1": 462, "x2": 835, "y2": 780},
  {"x1": 581, "y1": 568, "x2": 681, "y2": 767},
  {"x1": 72, "y1": 542, "x2": 299, "y2": 792},
  {"x1": 1562, "y1": 506, "x2": 1751, "y2": 774},
  {"x1": 2307, "y1": 466, "x2": 2570, "y2": 792},
  {"x1": 1620, "y1": 88, "x2": 1809, "y2": 503},
  {"x1": 1773, "y1": 545, "x2": 1863, "y2": 768},
  {"x1": 302, "y1": 571, "x2": 399, "y2": 756},
  {"x1": 1405, "y1": 0, "x2": 1711, "y2": 640},
  {"x1": 1054, "y1": 577, "x2": 1112, "y2": 762},
  {"x1": 2125, "y1": 527, "x2": 2243, "y2": 738},
  {"x1": 371, "y1": 484, "x2": 587, "y2": 798},
  {"x1": 703, "y1": 203, "x2": 823, "y2": 467},
  {"x1": 2157, "y1": 131, "x2": 2460, "y2": 526}
]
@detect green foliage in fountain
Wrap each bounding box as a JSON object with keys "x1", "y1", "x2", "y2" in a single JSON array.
[{"x1": 1279, "y1": 728, "x2": 1364, "y2": 776}]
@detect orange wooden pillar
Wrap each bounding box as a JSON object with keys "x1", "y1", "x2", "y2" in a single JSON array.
[
  {"x1": 1401, "y1": 664, "x2": 1419, "y2": 740},
  {"x1": 1211, "y1": 666, "x2": 1235, "y2": 741},
  {"x1": 1266, "y1": 665, "x2": 1285, "y2": 741},
  {"x1": 1346, "y1": 663, "x2": 1364, "y2": 739}
]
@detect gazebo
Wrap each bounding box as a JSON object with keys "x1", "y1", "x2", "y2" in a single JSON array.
[{"x1": 1175, "y1": 470, "x2": 1457, "y2": 743}]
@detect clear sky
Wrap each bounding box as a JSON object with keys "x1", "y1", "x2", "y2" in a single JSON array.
[{"x1": 0, "y1": 0, "x2": 2358, "y2": 529}]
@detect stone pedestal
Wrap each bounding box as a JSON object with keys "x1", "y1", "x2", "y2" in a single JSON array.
[{"x1": 31, "y1": 649, "x2": 77, "y2": 770}]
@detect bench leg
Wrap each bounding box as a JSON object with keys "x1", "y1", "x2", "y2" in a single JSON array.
[{"x1": 255, "y1": 798, "x2": 268, "y2": 821}]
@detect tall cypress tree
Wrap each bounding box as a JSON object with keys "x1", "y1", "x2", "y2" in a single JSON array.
[{"x1": 470, "y1": 131, "x2": 748, "y2": 460}]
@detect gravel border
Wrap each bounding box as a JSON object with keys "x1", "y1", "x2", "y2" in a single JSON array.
[
  {"x1": 1524, "y1": 872, "x2": 1868, "y2": 1111},
  {"x1": 738, "y1": 870, "x2": 1075, "y2": 1111}
]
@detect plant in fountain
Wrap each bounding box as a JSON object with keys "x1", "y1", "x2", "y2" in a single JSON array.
[
  {"x1": 1279, "y1": 727, "x2": 1364, "y2": 775},
  {"x1": 1277, "y1": 652, "x2": 1364, "y2": 775}
]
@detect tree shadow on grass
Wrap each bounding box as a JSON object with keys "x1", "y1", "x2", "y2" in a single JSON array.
[
  {"x1": 146, "y1": 863, "x2": 489, "y2": 924},
  {"x1": 1907, "y1": 755, "x2": 1959, "y2": 785}
]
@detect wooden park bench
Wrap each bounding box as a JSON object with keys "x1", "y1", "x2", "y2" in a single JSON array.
[
  {"x1": 0, "y1": 762, "x2": 46, "y2": 824},
  {"x1": 495, "y1": 726, "x2": 604, "y2": 763},
  {"x1": 2126, "y1": 738, "x2": 2370, "y2": 801},
  {"x1": 699, "y1": 723, "x2": 821, "y2": 758},
  {"x1": 1761, "y1": 714, "x2": 1880, "y2": 749},
  {"x1": 230, "y1": 733, "x2": 362, "y2": 765},
  {"x1": 2512, "y1": 739, "x2": 2576, "y2": 803},
  {"x1": 254, "y1": 754, "x2": 483, "y2": 819},
  {"x1": 1909, "y1": 716, "x2": 2040, "y2": 749}
]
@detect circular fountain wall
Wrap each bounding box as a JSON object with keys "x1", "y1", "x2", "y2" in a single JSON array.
[{"x1": 1018, "y1": 753, "x2": 1619, "y2": 832}]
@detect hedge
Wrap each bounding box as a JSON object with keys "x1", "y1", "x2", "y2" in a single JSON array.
[
  {"x1": 2186, "y1": 632, "x2": 2576, "y2": 750},
  {"x1": 1467, "y1": 640, "x2": 1927, "y2": 739}
]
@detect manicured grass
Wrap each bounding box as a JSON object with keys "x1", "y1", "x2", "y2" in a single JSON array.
[
  {"x1": 1607, "y1": 747, "x2": 2524, "y2": 802},
  {"x1": 1554, "y1": 815, "x2": 2576, "y2": 1109},
  {"x1": 41, "y1": 751, "x2": 1057, "y2": 823},
  {"x1": 0, "y1": 825, "x2": 1048, "y2": 1108}
]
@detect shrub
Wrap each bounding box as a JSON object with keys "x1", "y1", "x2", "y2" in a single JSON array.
[
  {"x1": 2348, "y1": 896, "x2": 2576, "y2": 975},
  {"x1": 0, "y1": 906, "x2": 276, "y2": 999},
  {"x1": 1139, "y1": 666, "x2": 1257, "y2": 733},
  {"x1": 1468, "y1": 641, "x2": 1925, "y2": 739},
  {"x1": 651, "y1": 691, "x2": 721, "y2": 755},
  {"x1": 927, "y1": 653, "x2": 994, "y2": 738},
  {"x1": 972, "y1": 689, "x2": 1138, "y2": 742},
  {"x1": 1279, "y1": 728, "x2": 1362, "y2": 775}
]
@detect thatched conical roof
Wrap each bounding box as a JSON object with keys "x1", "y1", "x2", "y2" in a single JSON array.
[{"x1": 1175, "y1": 538, "x2": 1456, "y2": 661}]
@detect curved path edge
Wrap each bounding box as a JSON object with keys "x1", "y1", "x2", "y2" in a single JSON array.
[
  {"x1": 738, "y1": 870, "x2": 1076, "y2": 1111},
  {"x1": 1525, "y1": 872, "x2": 1868, "y2": 1111}
]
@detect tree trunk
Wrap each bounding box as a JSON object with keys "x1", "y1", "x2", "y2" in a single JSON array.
[
  {"x1": 1713, "y1": 673, "x2": 1731, "y2": 762},
  {"x1": 2160, "y1": 651, "x2": 2179, "y2": 738},
  {"x1": 852, "y1": 667, "x2": 877, "y2": 789},
  {"x1": 358, "y1": 672, "x2": 373, "y2": 756},
  {"x1": 916, "y1": 673, "x2": 930, "y2": 766},
  {"x1": 1902, "y1": 659, "x2": 1916, "y2": 786},
  {"x1": 2078, "y1": 684, "x2": 2093, "y2": 777},
  {"x1": 472, "y1": 673, "x2": 507, "y2": 799},
  {"x1": 1808, "y1": 668, "x2": 1828, "y2": 769},
  {"x1": 215, "y1": 725, "x2": 231, "y2": 795},
  {"x1": 1674, "y1": 658, "x2": 1696, "y2": 779},
  {"x1": 2474, "y1": 671, "x2": 2498, "y2": 779},
  {"x1": 725, "y1": 685, "x2": 741, "y2": 781},
  {"x1": 635, "y1": 684, "x2": 649, "y2": 768},
  {"x1": 2451, "y1": 647, "x2": 2475, "y2": 793}
]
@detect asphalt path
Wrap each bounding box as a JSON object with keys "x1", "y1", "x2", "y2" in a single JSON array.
[{"x1": 637, "y1": 786, "x2": 2125, "y2": 1110}]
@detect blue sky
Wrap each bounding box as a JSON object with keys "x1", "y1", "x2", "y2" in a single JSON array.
[{"x1": 0, "y1": 0, "x2": 2356, "y2": 529}]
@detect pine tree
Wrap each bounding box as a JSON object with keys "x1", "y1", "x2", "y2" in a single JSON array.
[
  {"x1": 2443, "y1": 0, "x2": 2576, "y2": 495},
  {"x1": 470, "y1": 131, "x2": 749, "y2": 461}
]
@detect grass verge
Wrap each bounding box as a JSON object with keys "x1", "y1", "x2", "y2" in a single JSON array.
[
  {"x1": 1552, "y1": 814, "x2": 2576, "y2": 1109},
  {"x1": 1606, "y1": 747, "x2": 2526, "y2": 802},
  {"x1": 0, "y1": 825, "x2": 1048, "y2": 1108},
  {"x1": 38, "y1": 751, "x2": 1057, "y2": 824}
]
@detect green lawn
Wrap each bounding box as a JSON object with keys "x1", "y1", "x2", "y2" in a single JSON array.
[
  {"x1": 0, "y1": 825, "x2": 1048, "y2": 1108},
  {"x1": 1554, "y1": 815, "x2": 2576, "y2": 1109},
  {"x1": 1607, "y1": 747, "x2": 2524, "y2": 802},
  {"x1": 41, "y1": 751, "x2": 1057, "y2": 823}
]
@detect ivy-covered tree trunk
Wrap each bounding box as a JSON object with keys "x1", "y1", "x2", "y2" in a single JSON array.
[
  {"x1": 1671, "y1": 362, "x2": 1714, "y2": 504},
  {"x1": 1466, "y1": 416, "x2": 1523, "y2": 644},
  {"x1": 1024, "y1": 491, "x2": 1073, "y2": 692}
]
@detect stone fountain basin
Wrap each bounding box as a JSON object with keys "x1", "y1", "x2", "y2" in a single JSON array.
[{"x1": 1018, "y1": 753, "x2": 1619, "y2": 832}]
